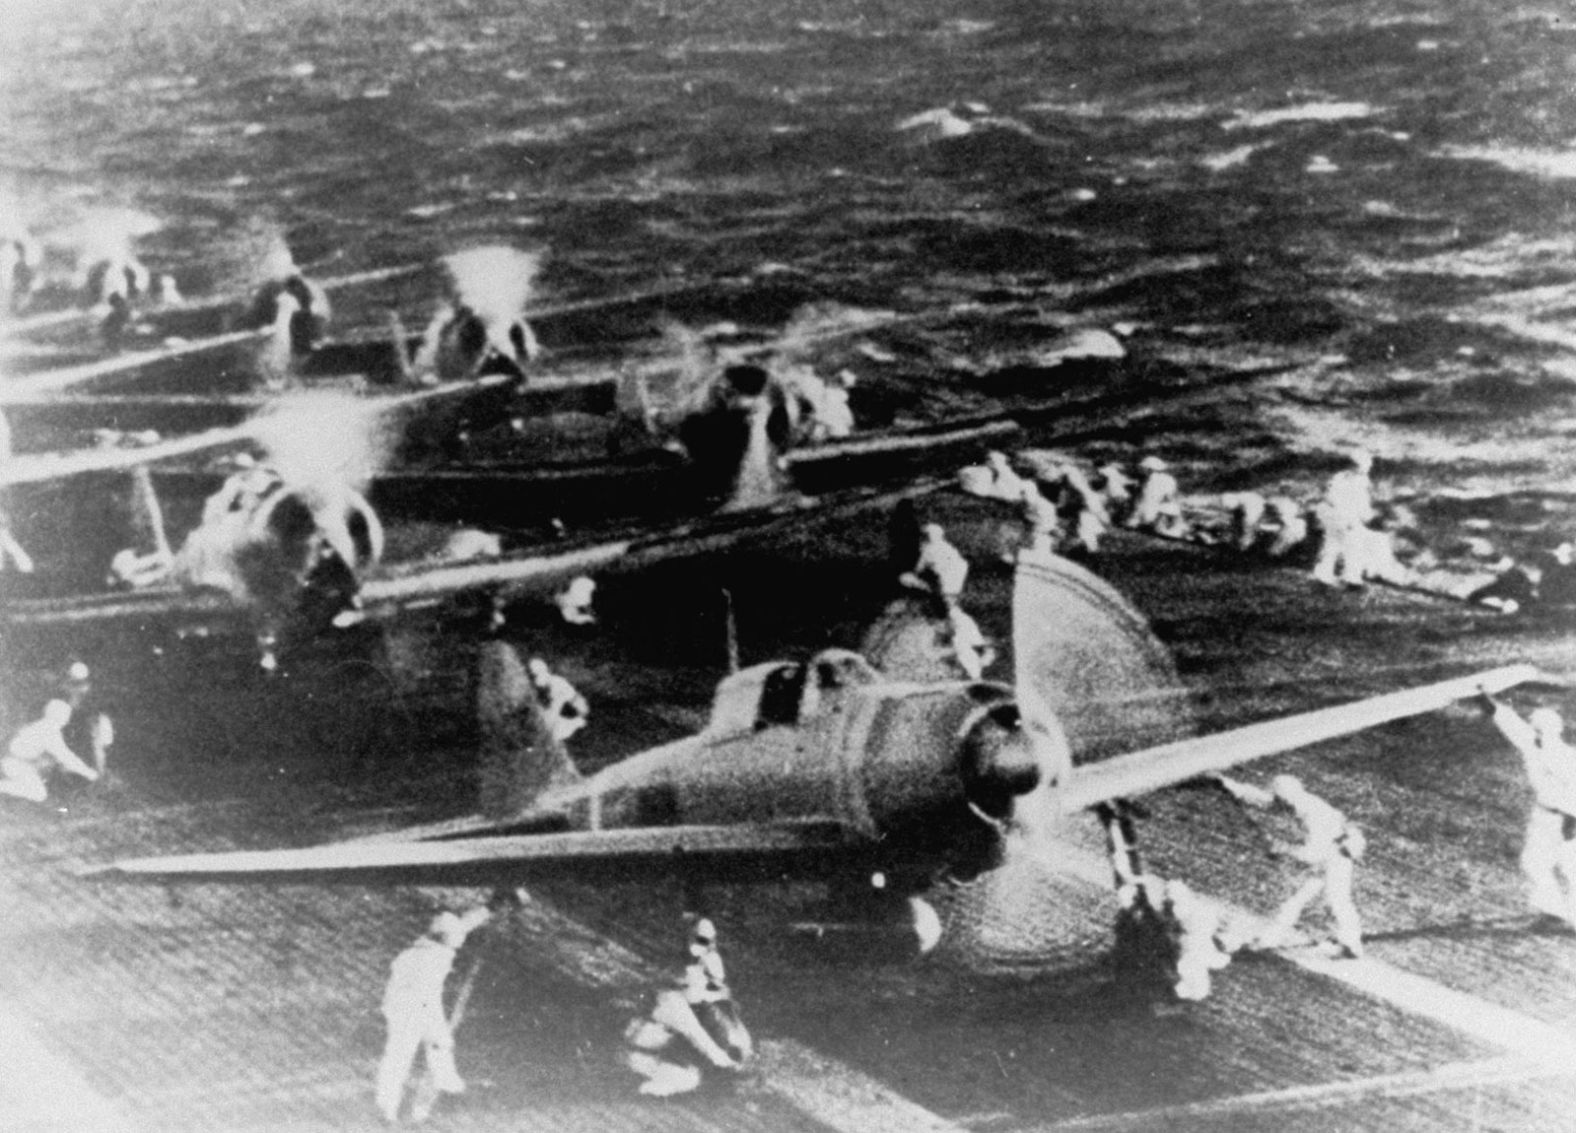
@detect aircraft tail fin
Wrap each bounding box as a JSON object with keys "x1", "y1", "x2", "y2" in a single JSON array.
[{"x1": 475, "y1": 640, "x2": 582, "y2": 819}]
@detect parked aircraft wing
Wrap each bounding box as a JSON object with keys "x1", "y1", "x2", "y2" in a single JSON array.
[
  {"x1": 0, "y1": 373, "x2": 516, "y2": 487},
  {"x1": 1059, "y1": 663, "x2": 1539, "y2": 812},
  {"x1": 81, "y1": 819, "x2": 867, "y2": 887},
  {"x1": 354, "y1": 477, "x2": 949, "y2": 620},
  {"x1": 0, "y1": 585, "x2": 240, "y2": 627}
]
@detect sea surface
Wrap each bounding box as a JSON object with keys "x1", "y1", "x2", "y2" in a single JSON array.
[{"x1": 5, "y1": 0, "x2": 1576, "y2": 554}]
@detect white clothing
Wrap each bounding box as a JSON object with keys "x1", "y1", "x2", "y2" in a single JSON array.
[
  {"x1": 535, "y1": 672, "x2": 589, "y2": 742},
  {"x1": 905, "y1": 536, "x2": 969, "y2": 599},
  {"x1": 1491, "y1": 705, "x2": 1576, "y2": 923},
  {"x1": 1126, "y1": 470, "x2": 1183, "y2": 534},
  {"x1": 1, "y1": 704, "x2": 98, "y2": 802},
  {"x1": 375, "y1": 938, "x2": 465, "y2": 1122}
]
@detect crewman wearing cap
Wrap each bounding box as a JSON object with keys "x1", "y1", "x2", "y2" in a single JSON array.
[
  {"x1": 1125, "y1": 456, "x2": 1185, "y2": 536},
  {"x1": 1310, "y1": 449, "x2": 1376, "y2": 588},
  {"x1": 1482, "y1": 695, "x2": 1576, "y2": 928},
  {"x1": 527, "y1": 657, "x2": 589, "y2": 743},
  {"x1": 0, "y1": 700, "x2": 100, "y2": 804},
  {"x1": 60, "y1": 662, "x2": 114, "y2": 781},
  {"x1": 1216, "y1": 772, "x2": 1365, "y2": 959},
  {"x1": 375, "y1": 906, "x2": 491, "y2": 1124},
  {"x1": 899, "y1": 523, "x2": 970, "y2": 605}
]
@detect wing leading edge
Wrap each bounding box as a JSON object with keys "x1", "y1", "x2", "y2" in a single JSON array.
[
  {"x1": 1061, "y1": 663, "x2": 1539, "y2": 813},
  {"x1": 80, "y1": 820, "x2": 870, "y2": 888}
]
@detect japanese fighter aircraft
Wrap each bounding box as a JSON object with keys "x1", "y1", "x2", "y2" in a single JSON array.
[{"x1": 85, "y1": 553, "x2": 1540, "y2": 961}]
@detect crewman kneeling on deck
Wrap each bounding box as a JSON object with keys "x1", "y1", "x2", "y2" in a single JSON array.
[
  {"x1": 0, "y1": 700, "x2": 99, "y2": 805},
  {"x1": 1482, "y1": 695, "x2": 1576, "y2": 929},
  {"x1": 624, "y1": 956, "x2": 747, "y2": 1097},
  {"x1": 527, "y1": 657, "x2": 589, "y2": 743},
  {"x1": 1125, "y1": 456, "x2": 1186, "y2": 537},
  {"x1": 900, "y1": 523, "x2": 970, "y2": 605},
  {"x1": 1216, "y1": 773, "x2": 1365, "y2": 959},
  {"x1": 1310, "y1": 449, "x2": 1375, "y2": 588},
  {"x1": 375, "y1": 907, "x2": 491, "y2": 1125}
]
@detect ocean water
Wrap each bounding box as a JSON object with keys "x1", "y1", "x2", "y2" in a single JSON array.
[{"x1": 4, "y1": 0, "x2": 1576, "y2": 552}]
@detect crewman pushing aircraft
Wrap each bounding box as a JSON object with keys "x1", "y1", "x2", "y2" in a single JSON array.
[
  {"x1": 1482, "y1": 694, "x2": 1576, "y2": 929},
  {"x1": 375, "y1": 907, "x2": 490, "y2": 1124},
  {"x1": 1216, "y1": 773, "x2": 1365, "y2": 958},
  {"x1": 0, "y1": 700, "x2": 100, "y2": 804}
]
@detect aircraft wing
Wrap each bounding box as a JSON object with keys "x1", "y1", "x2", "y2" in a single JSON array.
[
  {"x1": 353, "y1": 477, "x2": 947, "y2": 620},
  {"x1": 1059, "y1": 663, "x2": 1540, "y2": 812},
  {"x1": 81, "y1": 819, "x2": 869, "y2": 888},
  {"x1": 0, "y1": 585, "x2": 243, "y2": 628}
]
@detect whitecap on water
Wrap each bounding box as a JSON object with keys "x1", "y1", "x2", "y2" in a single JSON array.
[
  {"x1": 1200, "y1": 144, "x2": 1261, "y2": 172},
  {"x1": 1438, "y1": 144, "x2": 1576, "y2": 180},
  {"x1": 1224, "y1": 101, "x2": 1375, "y2": 130}
]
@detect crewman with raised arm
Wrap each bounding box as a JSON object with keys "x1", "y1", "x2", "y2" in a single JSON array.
[
  {"x1": 1482, "y1": 694, "x2": 1576, "y2": 928},
  {"x1": 375, "y1": 907, "x2": 490, "y2": 1124},
  {"x1": 1216, "y1": 773, "x2": 1366, "y2": 959}
]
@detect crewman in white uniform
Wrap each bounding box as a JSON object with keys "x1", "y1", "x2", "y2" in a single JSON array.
[
  {"x1": 555, "y1": 575, "x2": 597, "y2": 626},
  {"x1": 1310, "y1": 449, "x2": 1375, "y2": 587},
  {"x1": 1217, "y1": 773, "x2": 1365, "y2": 959},
  {"x1": 375, "y1": 907, "x2": 490, "y2": 1124},
  {"x1": 1162, "y1": 880, "x2": 1234, "y2": 1001},
  {"x1": 0, "y1": 700, "x2": 100, "y2": 804},
  {"x1": 1483, "y1": 696, "x2": 1576, "y2": 928},
  {"x1": 1125, "y1": 456, "x2": 1185, "y2": 536},
  {"x1": 900, "y1": 523, "x2": 970, "y2": 604},
  {"x1": 527, "y1": 657, "x2": 589, "y2": 743}
]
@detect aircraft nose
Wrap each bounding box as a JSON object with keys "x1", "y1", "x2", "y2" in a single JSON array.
[{"x1": 959, "y1": 705, "x2": 1043, "y2": 821}]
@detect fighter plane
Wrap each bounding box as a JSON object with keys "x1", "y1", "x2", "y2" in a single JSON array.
[{"x1": 85, "y1": 554, "x2": 1540, "y2": 961}]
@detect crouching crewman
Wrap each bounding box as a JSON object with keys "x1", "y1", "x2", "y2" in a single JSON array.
[
  {"x1": 0, "y1": 700, "x2": 100, "y2": 804},
  {"x1": 624, "y1": 921, "x2": 750, "y2": 1097}
]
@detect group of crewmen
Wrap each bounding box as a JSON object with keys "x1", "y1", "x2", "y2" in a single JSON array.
[
  {"x1": 924, "y1": 446, "x2": 1576, "y2": 1007},
  {"x1": 376, "y1": 902, "x2": 746, "y2": 1123}
]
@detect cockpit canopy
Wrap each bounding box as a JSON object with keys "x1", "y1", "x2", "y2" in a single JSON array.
[{"x1": 704, "y1": 649, "x2": 881, "y2": 738}]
